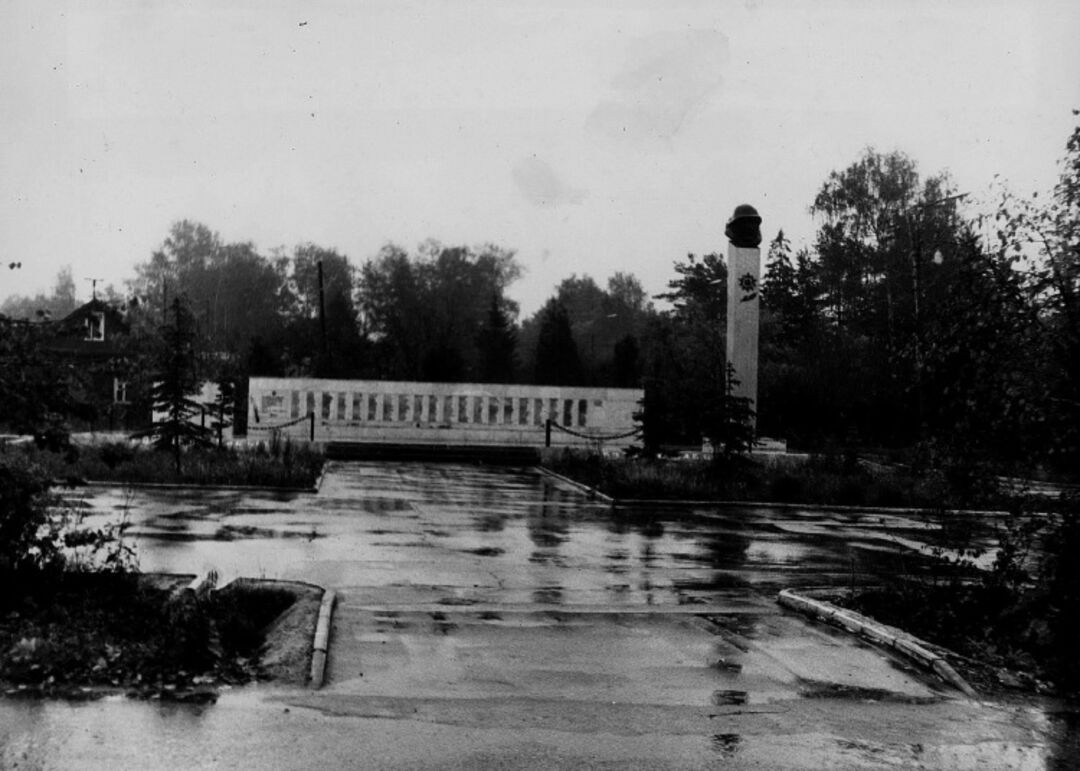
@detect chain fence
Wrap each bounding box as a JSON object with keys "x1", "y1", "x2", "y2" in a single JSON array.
[
  {"x1": 248, "y1": 412, "x2": 313, "y2": 433},
  {"x1": 548, "y1": 420, "x2": 641, "y2": 454},
  {"x1": 548, "y1": 421, "x2": 641, "y2": 442}
]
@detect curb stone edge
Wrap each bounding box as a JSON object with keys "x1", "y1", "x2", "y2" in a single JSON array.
[{"x1": 777, "y1": 588, "x2": 978, "y2": 699}]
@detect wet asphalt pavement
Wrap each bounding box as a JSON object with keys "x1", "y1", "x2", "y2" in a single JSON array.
[{"x1": 2, "y1": 461, "x2": 1077, "y2": 769}]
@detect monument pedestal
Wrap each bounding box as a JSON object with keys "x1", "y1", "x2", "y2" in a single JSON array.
[{"x1": 725, "y1": 243, "x2": 760, "y2": 428}]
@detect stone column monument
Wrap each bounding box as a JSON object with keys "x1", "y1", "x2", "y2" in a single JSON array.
[{"x1": 724, "y1": 204, "x2": 762, "y2": 429}]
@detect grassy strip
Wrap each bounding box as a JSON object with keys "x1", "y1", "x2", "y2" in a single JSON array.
[
  {"x1": 7, "y1": 439, "x2": 324, "y2": 489},
  {"x1": 541, "y1": 450, "x2": 964, "y2": 509}
]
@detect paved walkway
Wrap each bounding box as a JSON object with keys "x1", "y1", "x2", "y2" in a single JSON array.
[{"x1": 2, "y1": 462, "x2": 1073, "y2": 769}]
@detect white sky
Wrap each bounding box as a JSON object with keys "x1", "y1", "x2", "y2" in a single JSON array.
[{"x1": 2, "y1": 0, "x2": 1078, "y2": 315}]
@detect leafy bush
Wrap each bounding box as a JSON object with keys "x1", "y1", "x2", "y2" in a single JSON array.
[
  {"x1": 842, "y1": 491, "x2": 1080, "y2": 694},
  {"x1": 0, "y1": 574, "x2": 298, "y2": 689},
  {"x1": 99, "y1": 441, "x2": 135, "y2": 470},
  {"x1": 1034, "y1": 501, "x2": 1080, "y2": 691},
  {"x1": 0, "y1": 454, "x2": 67, "y2": 573},
  {"x1": 0, "y1": 453, "x2": 137, "y2": 577}
]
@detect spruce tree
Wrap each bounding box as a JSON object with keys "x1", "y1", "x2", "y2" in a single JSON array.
[
  {"x1": 133, "y1": 297, "x2": 210, "y2": 473},
  {"x1": 533, "y1": 299, "x2": 581, "y2": 386},
  {"x1": 477, "y1": 293, "x2": 518, "y2": 383}
]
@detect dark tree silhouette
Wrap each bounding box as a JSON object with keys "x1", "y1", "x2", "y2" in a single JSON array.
[
  {"x1": 477, "y1": 293, "x2": 518, "y2": 383},
  {"x1": 533, "y1": 299, "x2": 581, "y2": 386},
  {"x1": 612, "y1": 334, "x2": 640, "y2": 387}
]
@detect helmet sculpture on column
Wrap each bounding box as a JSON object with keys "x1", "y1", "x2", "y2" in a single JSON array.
[{"x1": 725, "y1": 204, "x2": 762, "y2": 248}]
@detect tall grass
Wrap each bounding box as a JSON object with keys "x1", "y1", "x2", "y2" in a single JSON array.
[
  {"x1": 7, "y1": 439, "x2": 324, "y2": 489},
  {"x1": 543, "y1": 449, "x2": 959, "y2": 508}
]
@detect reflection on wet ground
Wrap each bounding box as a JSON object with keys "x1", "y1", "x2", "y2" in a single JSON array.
[
  {"x1": 65, "y1": 461, "x2": 996, "y2": 599},
  {"x1": 40, "y1": 461, "x2": 1075, "y2": 769}
]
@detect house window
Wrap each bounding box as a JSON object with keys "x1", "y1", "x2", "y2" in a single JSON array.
[
  {"x1": 85, "y1": 312, "x2": 105, "y2": 341},
  {"x1": 113, "y1": 379, "x2": 130, "y2": 404}
]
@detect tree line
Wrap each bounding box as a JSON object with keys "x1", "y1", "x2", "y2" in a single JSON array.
[{"x1": 3, "y1": 115, "x2": 1078, "y2": 476}]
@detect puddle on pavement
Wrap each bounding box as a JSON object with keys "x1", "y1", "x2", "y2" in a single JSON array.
[
  {"x1": 145, "y1": 520, "x2": 197, "y2": 532},
  {"x1": 834, "y1": 738, "x2": 893, "y2": 762},
  {"x1": 711, "y1": 690, "x2": 749, "y2": 706},
  {"x1": 711, "y1": 657, "x2": 743, "y2": 673},
  {"x1": 533, "y1": 587, "x2": 564, "y2": 605},
  {"x1": 214, "y1": 525, "x2": 319, "y2": 541},
  {"x1": 710, "y1": 733, "x2": 742, "y2": 758},
  {"x1": 704, "y1": 614, "x2": 762, "y2": 642},
  {"x1": 75, "y1": 465, "x2": 1012, "y2": 610},
  {"x1": 528, "y1": 552, "x2": 567, "y2": 567},
  {"x1": 467, "y1": 547, "x2": 504, "y2": 557},
  {"x1": 472, "y1": 512, "x2": 509, "y2": 532},
  {"x1": 437, "y1": 597, "x2": 478, "y2": 606},
  {"x1": 134, "y1": 531, "x2": 206, "y2": 542},
  {"x1": 797, "y1": 679, "x2": 943, "y2": 704},
  {"x1": 321, "y1": 498, "x2": 414, "y2": 514},
  {"x1": 430, "y1": 611, "x2": 456, "y2": 634},
  {"x1": 527, "y1": 528, "x2": 567, "y2": 548},
  {"x1": 673, "y1": 575, "x2": 751, "y2": 591},
  {"x1": 372, "y1": 611, "x2": 409, "y2": 632}
]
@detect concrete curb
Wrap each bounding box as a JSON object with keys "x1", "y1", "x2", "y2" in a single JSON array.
[
  {"x1": 533, "y1": 466, "x2": 615, "y2": 504},
  {"x1": 309, "y1": 589, "x2": 336, "y2": 689},
  {"x1": 312, "y1": 466, "x2": 328, "y2": 493},
  {"x1": 777, "y1": 588, "x2": 978, "y2": 699}
]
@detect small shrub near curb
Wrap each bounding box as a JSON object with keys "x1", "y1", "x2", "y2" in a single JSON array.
[
  {"x1": 835, "y1": 498, "x2": 1080, "y2": 698},
  {"x1": 1, "y1": 420, "x2": 323, "y2": 700},
  {"x1": 0, "y1": 573, "x2": 310, "y2": 699}
]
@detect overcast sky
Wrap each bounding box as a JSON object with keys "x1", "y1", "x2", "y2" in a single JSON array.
[{"x1": 2, "y1": 0, "x2": 1078, "y2": 315}]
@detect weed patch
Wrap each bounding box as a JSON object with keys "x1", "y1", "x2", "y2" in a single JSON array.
[
  {"x1": 835, "y1": 499, "x2": 1080, "y2": 697},
  {"x1": 542, "y1": 450, "x2": 960, "y2": 508},
  {"x1": 7, "y1": 440, "x2": 323, "y2": 489},
  {"x1": 0, "y1": 572, "x2": 306, "y2": 698}
]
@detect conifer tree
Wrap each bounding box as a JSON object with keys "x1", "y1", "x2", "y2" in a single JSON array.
[
  {"x1": 133, "y1": 297, "x2": 210, "y2": 473},
  {"x1": 534, "y1": 299, "x2": 581, "y2": 386},
  {"x1": 477, "y1": 293, "x2": 518, "y2": 383}
]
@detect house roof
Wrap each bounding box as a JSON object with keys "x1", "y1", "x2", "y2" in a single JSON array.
[{"x1": 54, "y1": 298, "x2": 130, "y2": 337}]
